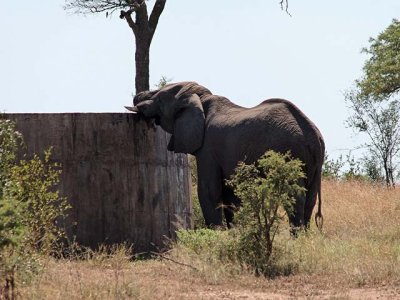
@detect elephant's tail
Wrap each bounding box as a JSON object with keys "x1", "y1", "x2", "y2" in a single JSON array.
[
  {"x1": 314, "y1": 136, "x2": 324, "y2": 231},
  {"x1": 314, "y1": 178, "x2": 324, "y2": 231}
]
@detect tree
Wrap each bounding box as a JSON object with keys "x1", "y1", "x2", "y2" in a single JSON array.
[
  {"x1": 65, "y1": 0, "x2": 166, "y2": 93},
  {"x1": 65, "y1": 0, "x2": 290, "y2": 94},
  {"x1": 345, "y1": 19, "x2": 400, "y2": 187},
  {"x1": 358, "y1": 19, "x2": 400, "y2": 99}
]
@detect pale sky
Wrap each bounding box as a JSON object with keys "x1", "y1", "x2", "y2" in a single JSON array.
[{"x1": 1, "y1": 0, "x2": 399, "y2": 159}]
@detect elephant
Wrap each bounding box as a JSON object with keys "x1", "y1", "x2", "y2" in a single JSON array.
[{"x1": 125, "y1": 81, "x2": 325, "y2": 230}]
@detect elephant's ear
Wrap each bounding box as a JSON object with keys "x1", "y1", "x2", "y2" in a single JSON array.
[{"x1": 169, "y1": 94, "x2": 205, "y2": 154}]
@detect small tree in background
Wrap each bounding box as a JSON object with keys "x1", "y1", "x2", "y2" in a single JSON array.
[
  {"x1": 226, "y1": 151, "x2": 305, "y2": 276},
  {"x1": 346, "y1": 90, "x2": 400, "y2": 186},
  {"x1": 362, "y1": 153, "x2": 385, "y2": 183},
  {"x1": 346, "y1": 19, "x2": 400, "y2": 187},
  {"x1": 154, "y1": 75, "x2": 172, "y2": 89},
  {"x1": 322, "y1": 153, "x2": 344, "y2": 180},
  {"x1": 323, "y1": 151, "x2": 385, "y2": 183}
]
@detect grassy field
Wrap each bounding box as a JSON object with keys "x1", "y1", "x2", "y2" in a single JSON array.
[{"x1": 20, "y1": 180, "x2": 400, "y2": 299}]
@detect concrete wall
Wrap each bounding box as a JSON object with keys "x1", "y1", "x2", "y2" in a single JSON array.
[{"x1": 5, "y1": 113, "x2": 192, "y2": 252}]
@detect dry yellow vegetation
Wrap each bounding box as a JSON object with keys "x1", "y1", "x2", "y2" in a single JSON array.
[
  {"x1": 20, "y1": 180, "x2": 400, "y2": 299},
  {"x1": 284, "y1": 180, "x2": 400, "y2": 284}
]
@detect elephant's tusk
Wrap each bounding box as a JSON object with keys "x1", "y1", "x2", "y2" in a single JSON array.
[{"x1": 125, "y1": 106, "x2": 139, "y2": 113}]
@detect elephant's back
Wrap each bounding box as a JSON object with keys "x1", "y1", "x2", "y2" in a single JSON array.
[
  {"x1": 208, "y1": 98, "x2": 324, "y2": 177},
  {"x1": 227, "y1": 98, "x2": 320, "y2": 141},
  {"x1": 249, "y1": 98, "x2": 322, "y2": 143}
]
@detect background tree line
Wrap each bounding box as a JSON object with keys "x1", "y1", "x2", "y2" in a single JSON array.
[{"x1": 344, "y1": 19, "x2": 400, "y2": 186}]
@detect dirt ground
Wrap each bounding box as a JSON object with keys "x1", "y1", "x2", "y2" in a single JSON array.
[
  {"x1": 19, "y1": 249, "x2": 400, "y2": 299},
  {"x1": 21, "y1": 257, "x2": 400, "y2": 299},
  {"x1": 132, "y1": 260, "x2": 400, "y2": 300}
]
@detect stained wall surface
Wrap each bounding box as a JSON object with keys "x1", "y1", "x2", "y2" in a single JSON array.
[{"x1": 5, "y1": 113, "x2": 192, "y2": 251}]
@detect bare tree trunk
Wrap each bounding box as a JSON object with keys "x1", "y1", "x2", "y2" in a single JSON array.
[
  {"x1": 384, "y1": 160, "x2": 389, "y2": 187},
  {"x1": 120, "y1": 0, "x2": 166, "y2": 94},
  {"x1": 383, "y1": 159, "x2": 395, "y2": 187},
  {"x1": 135, "y1": 37, "x2": 150, "y2": 93},
  {"x1": 388, "y1": 160, "x2": 395, "y2": 188}
]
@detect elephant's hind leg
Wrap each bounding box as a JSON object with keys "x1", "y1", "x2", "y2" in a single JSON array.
[{"x1": 304, "y1": 192, "x2": 318, "y2": 229}]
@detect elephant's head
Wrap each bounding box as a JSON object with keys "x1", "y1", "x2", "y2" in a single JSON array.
[{"x1": 125, "y1": 81, "x2": 212, "y2": 154}]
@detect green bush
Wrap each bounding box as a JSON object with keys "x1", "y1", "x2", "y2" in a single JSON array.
[
  {"x1": 175, "y1": 228, "x2": 240, "y2": 276},
  {"x1": 176, "y1": 228, "x2": 235, "y2": 257},
  {"x1": 0, "y1": 119, "x2": 23, "y2": 248},
  {"x1": 175, "y1": 151, "x2": 306, "y2": 277},
  {"x1": 0, "y1": 118, "x2": 70, "y2": 296},
  {"x1": 0, "y1": 120, "x2": 23, "y2": 199},
  {"x1": 177, "y1": 228, "x2": 218, "y2": 254},
  {"x1": 226, "y1": 150, "x2": 305, "y2": 276},
  {"x1": 3, "y1": 149, "x2": 70, "y2": 252}
]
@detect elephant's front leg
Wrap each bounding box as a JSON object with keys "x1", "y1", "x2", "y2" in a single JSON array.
[{"x1": 196, "y1": 156, "x2": 224, "y2": 227}]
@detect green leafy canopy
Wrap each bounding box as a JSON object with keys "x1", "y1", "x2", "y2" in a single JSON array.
[{"x1": 358, "y1": 19, "x2": 400, "y2": 99}]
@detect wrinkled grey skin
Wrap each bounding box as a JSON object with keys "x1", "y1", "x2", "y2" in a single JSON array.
[{"x1": 127, "y1": 81, "x2": 325, "y2": 230}]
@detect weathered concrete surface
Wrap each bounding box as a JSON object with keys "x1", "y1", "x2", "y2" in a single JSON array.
[{"x1": 4, "y1": 113, "x2": 192, "y2": 252}]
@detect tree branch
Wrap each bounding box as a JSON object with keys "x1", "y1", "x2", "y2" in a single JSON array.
[
  {"x1": 120, "y1": 9, "x2": 138, "y2": 34},
  {"x1": 279, "y1": 0, "x2": 291, "y2": 16},
  {"x1": 150, "y1": 252, "x2": 198, "y2": 271},
  {"x1": 65, "y1": 0, "x2": 130, "y2": 15},
  {"x1": 134, "y1": 1, "x2": 149, "y2": 33},
  {"x1": 148, "y1": 0, "x2": 166, "y2": 38},
  {"x1": 119, "y1": 1, "x2": 147, "y2": 35}
]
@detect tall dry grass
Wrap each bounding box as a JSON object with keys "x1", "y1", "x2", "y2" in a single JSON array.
[
  {"x1": 19, "y1": 180, "x2": 400, "y2": 298},
  {"x1": 322, "y1": 179, "x2": 400, "y2": 238},
  {"x1": 171, "y1": 179, "x2": 400, "y2": 286},
  {"x1": 277, "y1": 179, "x2": 400, "y2": 285}
]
